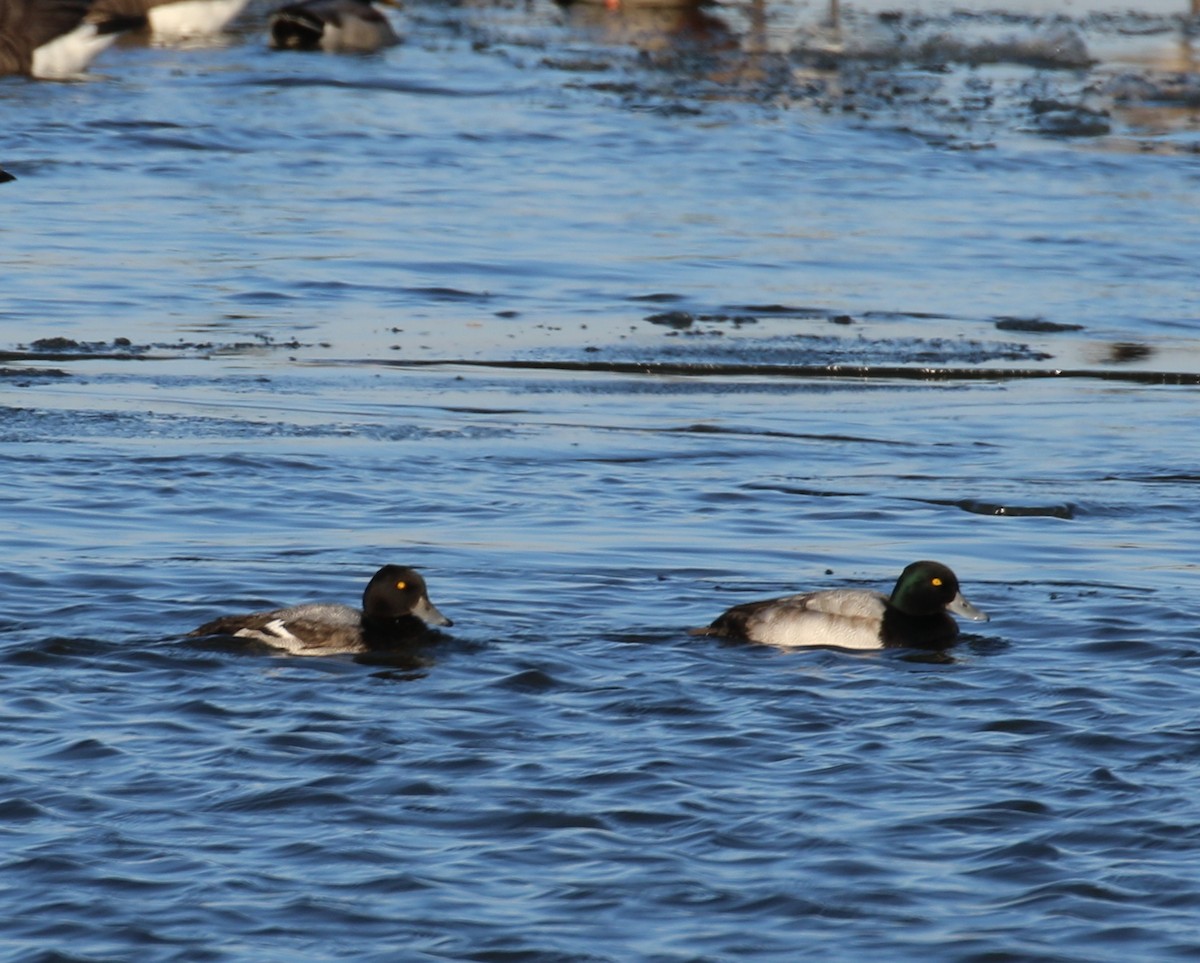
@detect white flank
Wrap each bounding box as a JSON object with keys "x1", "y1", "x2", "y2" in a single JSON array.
[
  {"x1": 148, "y1": 0, "x2": 250, "y2": 38},
  {"x1": 758, "y1": 611, "x2": 887, "y2": 651},
  {"x1": 31, "y1": 23, "x2": 119, "y2": 79},
  {"x1": 319, "y1": 21, "x2": 344, "y2": 51}
]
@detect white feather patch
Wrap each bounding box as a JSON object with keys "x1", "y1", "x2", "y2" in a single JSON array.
[
  {"x1": 31, "y1": 23, "x2": 119, "y2": 79},
  {"x1": 234, "y1": 618, "x2": 308, "y2": 653},
  {"x1": 147, "y1": 0, "x2": 250, "y2": 37}
]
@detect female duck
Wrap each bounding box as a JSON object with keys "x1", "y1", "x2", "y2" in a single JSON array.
[
  {"x1": 690, "y1": 560, "x2": 988, "y2": 651},
  {"x1": 268, "y1": 0, "x2": 399, "y2": 52},
  {"x1": 190, "y1": 564, "x2": 451, "y2": 655}
]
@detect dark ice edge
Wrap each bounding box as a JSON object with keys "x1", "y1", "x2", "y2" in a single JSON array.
[{"x1": 374, "y1": 359, "x2": 1200, "y2": 386}]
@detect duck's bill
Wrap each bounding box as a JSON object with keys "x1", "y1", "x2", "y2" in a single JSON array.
[
  {"x1": 947, "y1": 591, "x2": 989, "y2": 622},
  {"x1": 414, "y1": 595, "x2": 453, "y2": 627}
]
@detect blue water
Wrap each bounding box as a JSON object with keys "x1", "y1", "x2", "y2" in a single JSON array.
[{"x1": 4, "y1": 1, "x2": 1200, "y2": 960}]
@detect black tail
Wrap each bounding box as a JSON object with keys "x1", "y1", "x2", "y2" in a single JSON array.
[{"x1": 269, "y1": 8, "x2": 325, "y2": 49}]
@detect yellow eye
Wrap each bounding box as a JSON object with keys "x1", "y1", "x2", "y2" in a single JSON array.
[
  {"x1": 395, "y1": 581, "x2": 407, "y2": 590},
  {"x1": 931, "y1": 577, "x2": 943, "y2": 587}
]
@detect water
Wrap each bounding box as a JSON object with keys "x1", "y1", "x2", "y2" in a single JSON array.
[{"x1": 4, "y1": 1, "x2": 1200, "y2": 960}]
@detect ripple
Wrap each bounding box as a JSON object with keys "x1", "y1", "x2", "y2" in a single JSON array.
[
  {"x1": 0, "y1": 798, "x2": 51, "y2": 820},
  {"x1": 208, "y1": 784, "x2": 356, "y2": 814},
  {"x1": 42, "y1": 738, "x2": 124, "y2": 762},
  {"x1": 947, "y1": 499, "x2": 1077, "y2": 519},
  {"x1": 4, "y1": 13, "x2": 1200, "y2": 959}
]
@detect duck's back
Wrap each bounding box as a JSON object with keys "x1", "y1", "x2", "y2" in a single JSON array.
[
  {"x1": 699, "y1": 588, "x2": 890, "y2": 650},
  {"x1": 790, "y1": 588, "x2": 888, "y2": 621},
  {"x1": 190, "y1": 601, "x2": 365, "y2": 653},
  {"x1": 267, "y1": 602, "x2": 360, "y2": 626}
]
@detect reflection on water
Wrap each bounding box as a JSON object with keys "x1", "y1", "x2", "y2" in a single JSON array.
[{"x1": 557, "y1": 0, "x2": 737, "y2": 52}]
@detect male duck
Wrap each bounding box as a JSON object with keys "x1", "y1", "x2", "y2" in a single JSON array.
[
  {"x1": 690, "y1": 560, "x2": 988, "y2": 651},
  {"x1": 268, "y1": 0, "x2": 400, "y2": 52},
  {"x1": 189, "y1": 564, "x2": 452, "y2": 655}
]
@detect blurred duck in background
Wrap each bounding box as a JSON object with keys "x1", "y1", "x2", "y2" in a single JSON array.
[
  {"x1": 0, "y1": 0, "x2": 252, "y2": 79},
  {"x1": 269, "y1": 0, "x2": 400, "y2": 52},
  {"x1": 104, "y1": 0, "x2": 252, "y2": 39},
  {"x1": 0, "y1": 0, "x2": 144, "y2": 77}
]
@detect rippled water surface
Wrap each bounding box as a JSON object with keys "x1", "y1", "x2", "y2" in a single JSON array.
[{"x1": 4, "y1": 0, "x2": 1200, "y2": 960}]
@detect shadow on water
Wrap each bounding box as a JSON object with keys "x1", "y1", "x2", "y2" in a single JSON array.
[
  {"x1": 377, "y1": 356, "x2": 1200, "y2": 385},
  {"x1": 237, "y1": 74, "x2": 516, "y2": 98}
]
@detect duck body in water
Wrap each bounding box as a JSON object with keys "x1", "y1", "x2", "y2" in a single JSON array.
[
  {"x1": 690, "y1": 560, "x2": 989, "y2": 651},
  {"x1": 102, "y1": 0, "x2": 251, "y2": 39},
  {"x1": 269, "y1": 0, "x2": 399, "y2": 52},
  {"x1": 189, "y1": 565, "x2": 452, "y2": 656}
]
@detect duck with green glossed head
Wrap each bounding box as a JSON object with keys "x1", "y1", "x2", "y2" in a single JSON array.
[{"x1": 689, "y1": 560, "x2": 989, "y2": 652}]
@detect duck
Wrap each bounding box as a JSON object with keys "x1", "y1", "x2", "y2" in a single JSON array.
[
  {"x1": 0, "y1": 0, "x2": 146, "y2": 78},
  {"x1": 689, "y1": 560, "x2": 989, "y2": 651},
  {"x1": 125, "y1": 0, "x2": 252, "y2": 40},
  {"x1": 268, "y1": 0, "x2": 400, "y2": 52},
  {"x1": 189, "y1": 564, "x2": 452, "y2": 655}
]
